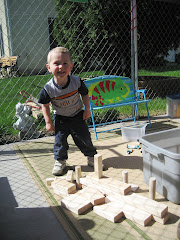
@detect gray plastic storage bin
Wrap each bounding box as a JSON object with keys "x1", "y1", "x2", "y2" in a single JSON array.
[{"x1": 140, "y1": 128, "x2": 180, "y2": 204}]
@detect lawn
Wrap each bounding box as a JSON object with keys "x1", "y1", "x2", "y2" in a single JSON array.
[{"x1": 139, "y1": 65, "x2": 180, "y2": 78}]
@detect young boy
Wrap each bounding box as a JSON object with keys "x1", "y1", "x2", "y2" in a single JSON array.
[{"x1": 38, "y1": 47, "x2": 97, "y2": 176}]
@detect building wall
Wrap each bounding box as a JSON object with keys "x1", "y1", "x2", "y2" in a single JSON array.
[{"x1": 6, "y1": 0, "x2": 56, "y2": 74}]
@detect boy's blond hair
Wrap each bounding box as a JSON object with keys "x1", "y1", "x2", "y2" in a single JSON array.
[{"x1": 47, "y1": 47, "x2": 72, "y2": 64}]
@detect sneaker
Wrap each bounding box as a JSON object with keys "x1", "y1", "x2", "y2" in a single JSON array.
[
  {"x1": 52, "y1": 160, "x2": 66, "y2": 176},
  {"x1": 87, "y1": 156, "x2": 106, "y2": 170},
  {"x1": 87, "y1": 156, "x2": 94, "y2": 167}
]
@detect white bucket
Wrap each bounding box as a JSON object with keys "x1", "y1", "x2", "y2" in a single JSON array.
[{"x1": 121, "y1": 123, "x2": 147, "y2": 141}]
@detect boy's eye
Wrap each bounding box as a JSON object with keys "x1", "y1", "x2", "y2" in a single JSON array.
[{"x1": 54, "y1": 62, "x2": 67, "y2": 66}]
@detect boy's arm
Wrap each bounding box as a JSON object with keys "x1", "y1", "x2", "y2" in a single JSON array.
[
  {"x1": 81, "y1": 94, "x2": 91, "y2": 120},
  {"x1": 41, "y1": 103, "x2": 55, "y2": 132}
]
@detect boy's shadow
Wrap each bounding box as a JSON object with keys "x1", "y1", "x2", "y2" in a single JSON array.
[{"x1": 65, "y1": 164, "x2": 108, "y2": 173}]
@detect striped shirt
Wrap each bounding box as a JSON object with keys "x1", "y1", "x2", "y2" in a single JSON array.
[{"x1": 38, "y1": 75, "x2": 88, "y2": 117}]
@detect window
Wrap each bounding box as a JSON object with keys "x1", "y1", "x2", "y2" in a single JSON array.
[{"x1": 48, "y1": 18, "x2": 58, "y2": 50}]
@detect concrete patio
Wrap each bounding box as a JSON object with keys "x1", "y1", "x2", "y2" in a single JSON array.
[{"x1": 1, "y1": 116, "x2": 180, "y2": 240}]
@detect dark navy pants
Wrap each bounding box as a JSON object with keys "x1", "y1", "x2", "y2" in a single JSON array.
[{"x1": 53, "y1": 111, "x2": 97, "y2": 161}]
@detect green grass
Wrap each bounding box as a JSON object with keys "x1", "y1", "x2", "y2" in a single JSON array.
[{"x1": 139, "y1": 65, "x2": 180, "y2": 78}]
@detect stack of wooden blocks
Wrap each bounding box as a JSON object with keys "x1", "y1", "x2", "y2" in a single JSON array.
[{"x1": 46, "y1": 154, "x2": 170, "y2": 227}]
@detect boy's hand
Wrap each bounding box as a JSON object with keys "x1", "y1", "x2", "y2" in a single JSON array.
[
  {"x1": 83, "y1": 109, "x2": 91, "y2": 120},
  {"x1": 46, "y1": 122, "x2": 55, "y2": 132}
]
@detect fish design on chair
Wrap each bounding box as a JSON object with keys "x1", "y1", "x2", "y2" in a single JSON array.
[{"x1": 90, "y1": 79, "x2": 130, "y2": 106}]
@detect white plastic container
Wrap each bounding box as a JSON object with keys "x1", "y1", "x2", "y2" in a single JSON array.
[
  {"x1": 121, "y1": 123, "x2": 147, "y2": 142},
  {"x1": 140, "y1": 128, "x2": 180, "y2": 204},
  {"x1": 166, "y1": 94, "x2": 180, "y2": 118}
]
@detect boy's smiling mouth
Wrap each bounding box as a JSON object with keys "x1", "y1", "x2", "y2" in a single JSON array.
[{"x1": 57, "y1": 71, "x2": 65, "y2": 75}]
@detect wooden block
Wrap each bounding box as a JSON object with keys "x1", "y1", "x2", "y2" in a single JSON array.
[
  {"x1": 93, "y1": 202, "x2": 124, "y2": 223},
  {"x1": 61, "y1": 194, "x2": 93, "y2": 215},
  {"x1": 46, "y1": 176, "x2": 66, "y2": 186},
  {"x1": 94, "y1": 154, "x2": 103, "y2": 179},
  {"x1": 130, "y1": 184, "x2": 139, "y2": 192},
  {"x1": 46, "y1": 177, "x2": 55, "y2": 186},
  {"x1": 51, "y1": 178, "x2": 76, "y2": 196},
  {"x1": 149, "y1": 177, "x2": 156, "y2": 200},
  {"x1": 86, "y1": 173, "x2": 131, "y2": 195},
  {"x1": 177, "y1": 222, "x2": 180, "y2": 240},
  {"x1": 114, "y1": 201, "x2": 152, "y2": 226},
  {"x1": 106, "y1": 193, "x2": 168, "y2": 218},
  {"x1": 81, "y1": 176, "x2": 138, "y2": 193},
  {"x1": 130, "y1": 193, "x2": 168, "y2": 218},
  {"x1": 152, "y1": 212, "x2": 170, "y2": 225},
  {"x1": 66, "y1": 170, "x2": 74, "y2": 183},
  {"x1": 79, "y1": 177, "x2": 87, "y2": 186},
  {"x1": 122, "y1": 170, "x2": 128, "y2": 183},
  {"x1": 76, "y1": 187, "x2": 105, "y2": 205},
  {"x1": 75, "y1": 166, "x2": 82, "y2": 189}
]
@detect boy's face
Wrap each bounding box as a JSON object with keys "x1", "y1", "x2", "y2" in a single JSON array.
[{"x1": 46, "y1": 52, "x2": 74, "y2": 82}]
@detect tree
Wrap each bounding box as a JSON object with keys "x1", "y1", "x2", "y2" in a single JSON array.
[
  {"x1": 137, "y1": 0, "x2": 180, "y2": 68},
  {"x1": 53, "y1": 0, "x2": 180, "y2": 75},
  {"x1": 53, "y1": 0, "x2": 131, "y2": 76}
]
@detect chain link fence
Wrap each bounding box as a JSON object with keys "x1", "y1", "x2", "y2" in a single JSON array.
[{"x1": 0, "y1": 0, "x2": 180, "y2": 144}]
